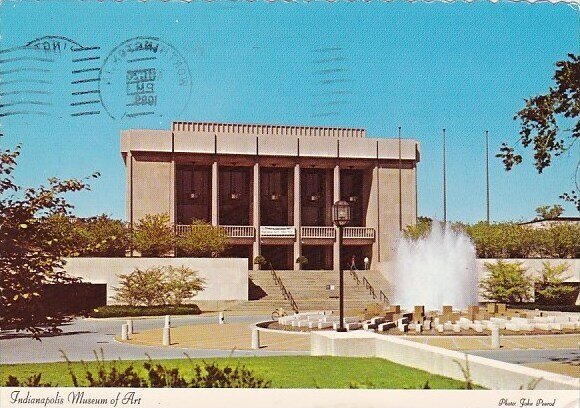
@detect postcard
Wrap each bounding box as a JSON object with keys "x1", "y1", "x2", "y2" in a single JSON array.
[{"x1": 1, "y1": 1, "x2": 578, "y2": 407}]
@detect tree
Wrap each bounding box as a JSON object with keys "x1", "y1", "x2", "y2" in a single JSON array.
[
  {"x1": 534, "y1": 262, "x2": 574, "y2": 305},
  {"x1": 175, "y1": 220, "x2": 229, "y2": 257},
  {"x1": 403, "y1": 216, "x2": 433, "y2": 240},
  {"x1": 131, "y1": 213, "x2": 174, "y2": 257},
  {"x1": 479, "y1": 260, "x2": 533, "y2": 303},
  {"x1": 497, "y1": 53, "x2": 580, "y2": 210},
  {"x1": 75, "y1": 215, "x2": 130, "y2": 257},
  {"x1": 535, "y1": 204, "x2": 564, "y2": 220},
  {"x1": 114, "y1": 266, "x2": 205, "y2": 306},
  {"x1": 0, "y1": 142, "x2": 99, "y2": 337}
]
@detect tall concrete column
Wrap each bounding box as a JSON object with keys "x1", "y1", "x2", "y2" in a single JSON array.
[
  {"x1": 333, "y1": 164, "x2": 340, "y2": 271},
  {"x1": 253, "y1": 162, "x2": 260, "y2": 270},
  {"x1": 169, "y1": 158, "x2": 176, "y2": 224},
  {"x1": 293, "y1": 164, "x2": 301, "y2": 271},
  {"x1": 211, "y1": 161, "x2": 219, "y2": 226}
]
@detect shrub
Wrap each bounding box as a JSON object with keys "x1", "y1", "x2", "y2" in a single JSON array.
[
  {"x1": 6, "y1": 353, "x2": 271, "y2": 388},
  {"x1": 175, "y1": 220, "x2": 228, "y2": 257},
  {"x1": 534, "y1": 262, "x2": 575, "y2": 305},
  {"x1": 479, "y1": 260, "x2": 533, "y2": 303},
  {"x1": 114, "y1": 266, "x2": 205, "y2": 306},
  {"x1": 542, "y1": 224, "x2": 580, "y2": 258},
  {"x1": 254, "y1": 255, "x2": 267, "y2": 266},
  {"x1": 75, "y1": 215, "x2": 130, "y2": 257},
  {"x1": 403, "y1": 217, "x2": 433, "y2": 240},
  {"x1": 4, "y1": 374, "x2": 52, "y2": 387},
  {"x1": 295, "y1": 256, "x2": 308, "y2": 266},
  {"x1": 88, "y1": 305, "x2": 202, "y2": 318},
  {"x1": 131, "y1": 213, "x2": 174, "y2": 257}
]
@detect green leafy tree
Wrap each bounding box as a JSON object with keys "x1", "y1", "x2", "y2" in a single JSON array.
[
  {"x1": 175, "y1": 220, "x2": 228, "y2": 257},
  {"x1": 534, "y1": 262, "x2": 574, "y2": 305},
  {"x1": 131, "y1": 213, "x2": 174, "y2": 257},
  {"x1": 497, "y1": 54, "x2": 580, "y2": 210},
  {"x1": 535, "y1": 204, "x2": 565, "y2": 220},
  {"x1": 541, "y1": 223, "x2": 580, "y2": 258},
  {"x1": 403, "y1": 216, "x2": 433, "y2": 240},
  {"x1": 0, "y1": 142, "x2": 99, "y2": 337},
  {"x1": 479, "y1": 260, "x2": 533, "y2": 303},
  {"x1": 114, "y1": 266, "x2": 205, "y2": 306},
  {"x1": 75, "y1": 215, "x2": 130, "y2": 257}
]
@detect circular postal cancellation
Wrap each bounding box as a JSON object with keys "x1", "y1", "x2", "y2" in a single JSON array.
[{"x1": 99, "y1": 37, "x2": 192, "y2": 120}]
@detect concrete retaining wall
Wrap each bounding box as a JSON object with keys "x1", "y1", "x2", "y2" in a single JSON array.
[
  {"x1": 379, "y1": 259, "x2": 580, "y2": 284},
  {"x1": 311, "y1": 331, "x2": 579, "y2": 390},
  {"x1": 378, "y1": 259, "x2": 580, "y2": 303},
  {"x1": 62, "y1": 257, "x2": 248, "y2": 304}
]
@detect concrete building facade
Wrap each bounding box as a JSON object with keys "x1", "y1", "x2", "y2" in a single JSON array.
[{"x1": 121, "y1": 121, "x2": 420, "y2": 270}]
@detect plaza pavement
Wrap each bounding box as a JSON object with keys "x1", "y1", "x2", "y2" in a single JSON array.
[
  {"x1": 2, "y1": 315, "x2": 578, "y2": 379},
  {"x1": 0, "y1": 315, "x2": 308, "y2": 365}
]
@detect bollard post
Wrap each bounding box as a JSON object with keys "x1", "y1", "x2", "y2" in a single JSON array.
[
  {"x1": 127, "y1": 319, "x2": 133, "y2": 335},
  {"x1": 219, "y1": 312, "x2": 225, "y2": 325},
  {"x1": 251, "y1": 328, "x2": 260, "y2": 349},
  {"x1": 121, "y1": 324, "x2": 129, "y2": 341},
  {"x1": 163, "y1": 326, "x2": 171, "y2": 346},
  {"x1": 165, "y1": 315, "x2": 171, "y2": 328},
  {"x1": 491, "y1": 326, "x2": 500, "y2": 349}
]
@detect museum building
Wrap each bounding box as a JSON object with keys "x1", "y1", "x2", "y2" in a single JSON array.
[{"x1": 121, "y1": 121, "x2": 420, "y2": 270}]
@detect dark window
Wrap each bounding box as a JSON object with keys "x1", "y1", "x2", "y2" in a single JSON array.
[
  {"x1": 219, "y1": 167, "x2": 250, "y2": 225},
  {"x1": 176, "y1": 165, "x2": 211, "y2": 224},
  {"x1": 301, "y1": 169, "x2": 326, "y2": 226},
  {"x1": 340, "y1": 170, "x2": 363, "y2": 226},
  {"x1": 261, "y1": 168, "x2": 290, "y2": 226}
]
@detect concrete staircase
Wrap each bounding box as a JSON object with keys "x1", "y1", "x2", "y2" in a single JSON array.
[{"x1": 228, "y1": 269, "x2": 391, "y2": 313}]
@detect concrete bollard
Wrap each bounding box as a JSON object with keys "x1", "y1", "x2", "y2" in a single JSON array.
[
  {"x1": 491, "y1": 326, "x2": 500, "y2": 349},
  {"x1": 121, "y1": 324, "x2": 129, "y2": 341},
  {"x1": 165, "y1": 315, "x2": 171, "y2": 328},
  {"x1": 163, "y1": 326, "x2": 171, "y2": 346},
  {"x1": 219, "y1": 312, "x2": 225, "y2": 324},
  {"x1": 251, "y1": 328, "x2": 260, "y2": 349},
  {"x1": 127, "y1": 319, "x2": 133, "y2": 335}
]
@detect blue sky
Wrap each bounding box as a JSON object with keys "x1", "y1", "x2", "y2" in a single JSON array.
[{"x1": 1, "y1": 1, "x2": 578, "y2": 222}]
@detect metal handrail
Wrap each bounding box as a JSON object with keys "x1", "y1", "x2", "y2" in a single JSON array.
[
  {"x1": 270, "y1": 264, "x2": 299, "y2": 313},
  {"x1": 379, "y1": 290, "x2": 389, "y2": 304},
  {"x1": 362, "y1": 276, "x2": 377, "y2": 299},
  {"x1": 350, "y1": 266, "x2": 388, "y2": 304},
  {"x1": 349, "y1": 268, "x2": 361, "y2": 285}
]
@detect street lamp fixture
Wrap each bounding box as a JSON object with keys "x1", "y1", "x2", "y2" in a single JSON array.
[{"x1": 333, "y1": 200, "x2": 351, "y2": 332}]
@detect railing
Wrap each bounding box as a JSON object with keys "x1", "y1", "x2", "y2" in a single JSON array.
[
  {"x1": 349, "y1": 269, "x2": 361, "y2": 285},
  {"x1": 362, "y1": 276, "x2": 377, "y2": 300},
  {"x1": 260, "y1": 226, "x2": 296, "y2": 238},
  {"x1": 270, "y1": 265, "x2": 299, "y2": 313},
  {"x1": 343, "y1": 227, "x2": 375, "y2": 239},
  {"x1": 221, "y1": 225, "x2": 255, "y2": 238},
  {"x1": 301, "y1": 226, "x2": 335, "y2": 239},
  {"x1": 379, "y1": 290, "x2": 389, "y2": 304},
  {"x1": 176, "y1": 224, "x2": 255, "y2": 238},
  {"x1": 350, "y1": 267, "x2": 388, "y2": 304}
]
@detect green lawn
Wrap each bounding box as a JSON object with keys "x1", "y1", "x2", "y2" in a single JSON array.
[{"x1": 0, "y1": 356, "x2": 478, "y2": 389}]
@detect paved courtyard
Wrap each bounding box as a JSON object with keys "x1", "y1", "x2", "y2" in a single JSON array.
[
  {"x1": 2, "y1": 316, "x2": 578, "y2": 379},
  {"x1": 0, "y1": 315, "x2": 308, "y2": 365}
]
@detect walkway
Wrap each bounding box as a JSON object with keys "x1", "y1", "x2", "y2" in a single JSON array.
[{"x1": 0, "y1": 315, "x2": 308, "y2": 364}]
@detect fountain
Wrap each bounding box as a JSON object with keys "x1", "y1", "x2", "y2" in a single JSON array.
[{"x1": 391, "y1": 221, "x2": 479, "y2": 311}]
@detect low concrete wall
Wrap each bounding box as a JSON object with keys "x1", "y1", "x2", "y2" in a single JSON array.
[
  {"x1": 311, "y1": 331, "x2": 579, "y2": 390},
  {"x1": 62, "y1": 257, "x2": 248, "y2": 304},
  {"x1": 476, "y1": 259, "x2": 580, "y2": 283},
  {"x1": 378, "y1": 258, "x2": 580, "y2": 303},
  {"x1": 379, "y1": 259, "x2": 580, "y2": 283}
]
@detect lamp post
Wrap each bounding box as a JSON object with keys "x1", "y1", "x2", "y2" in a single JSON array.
[{"x1": 333, "y1": 200, "x2": 351, "y2": 332}]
